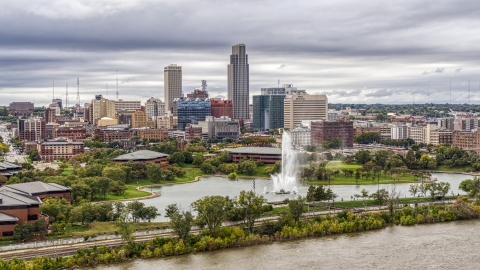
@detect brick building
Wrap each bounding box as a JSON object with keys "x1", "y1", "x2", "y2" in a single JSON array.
[
  {"x1": 9, "y1": 102, "x2": 34, "y2": 116},
  {"x1": 37, "y1": 139, "x2": 85, "y2": 162},
  {"x1": 452, "y1": 130, "x2": 479, "y2": 151},
  {"x1": 55, "y1": 127, "x2": 87, "y2": 141},
  {"x1": 134, "y1": 128, "x2": 169, "y2": 141},
  {"x1": 221, "y1": 147, "x2": 282, "y2": 164},
  {"x1": 95, "y1": 129, "x2": 134, "y2": 143},
  {"x1": 210, "y1": 99, "x2": 233, "y2": 119},
  {"x1": 18, "y1": 118, "x2": 46, "y2": 142},
  {"x1": 311, "y1": 118, "x2": 354, "y2": 148}
]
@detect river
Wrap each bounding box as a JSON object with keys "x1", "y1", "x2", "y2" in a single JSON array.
[
  {"x1": 99, "y1": 219, "x2": 480, "y2": 269},
  {"x1": 141, "y1": 173, "x2": 471, "y2": 222}
]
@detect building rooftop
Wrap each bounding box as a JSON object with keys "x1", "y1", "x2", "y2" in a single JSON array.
[
  {"x1": 40, "y1": 139, "x2": 84, "y2": 145},
  {"x1": 0, "y1": 212, "x2": 19, "y2": 222},
  {"x1": 0, "y1": 190, "x2": 42, "y2": 207},
  {"x1": 113, "y1": 150, "x2": 169, "y2": 161},
  {"x1": 220, "y1": 147, "x2": 282, "y2": 155},
  {"x1": 0, "y1": 181, "x2": 71, "y2": 196},
  {"x1": 0, "y1": 161, "x2": 22, "y2": 176}
]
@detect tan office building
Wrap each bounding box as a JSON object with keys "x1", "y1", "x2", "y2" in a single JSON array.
[
  {"x1": 131, "y1": 111, "x2": 154, "y2": 128},
  {"x1": 90, "y1": 96, "x2": 116, "y2": 124},
  {"x1": 164, "y1": 64, "x2": 182, "y2": 113},
  {"x1": 284, "y1": 92, "x2": 328, "y2": 130}
]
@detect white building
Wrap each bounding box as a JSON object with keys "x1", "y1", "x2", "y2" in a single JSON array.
[
  {"x1": 145, "y1": 97, "x2": 165, "y2": 120},
  {"x1": 193, "y1": 116, "x2": 240, "y2": 140},
  {"x1": 164, "y1": 64, "x2": 183, "y2": 113},
  {"x1": 391, "y1": 125, "x2": 408, "y2": 140},
  {"x1": 289, "y1": 125, "x2": 311, "y2": 147}
]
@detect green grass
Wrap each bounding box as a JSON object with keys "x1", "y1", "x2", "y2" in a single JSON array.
[
  {"x1": 326, "y1": 162, "x2": 361, "y2": 170},
  {"x1": 25, "y1": 157, "x2": 32, "y2": 164},
  {"x1": 434, "y1": 165, "x2": 472, "y2": 173},
  {"x1": 100, "y1": 184, "x2": 151, "y2": 201},
  {"x1": 61, "y1": 167, "x2": 74, "y2": 175}
]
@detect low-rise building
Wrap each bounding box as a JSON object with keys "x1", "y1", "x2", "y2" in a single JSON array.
[
  {"x1": 55, "y1": 127, "x2": 87, "y2": 141},
  {"x1": 134, "y1": 128, "x2": 169, "y2": 141},
  {"x1": 37, "y1": 139, "x2": 85, "y2": 162},
  {"x1": 289, "y1": 125, "x2": 311, "y2": 147},
  {"x1": 311, "y1": 118, "x2": 354, "y2": 148},
  {"x1": 194, "y1": 116, "x2": 240, "y2": 141},
  {"x1": 9, "y1": 102, "x2": 34, "y2": 116},
  {"x1": 131, "y1": 110, "x2": 155, "y2": 128},
  {"x1": 391, "y1": 125, "x2": 408, "y2": 140},
  {"x1": 0, "y1": 161, "x2": 22, "y2": 179},
  {"x1": 452, "y1": 130, "x2": 479, "y2": 151},
  {"x1": 112, "y1": 150, "x2": 169, "y2": 164},
  {"x1": 220, "y1": 147, "x2": 282, "y2": 164}
]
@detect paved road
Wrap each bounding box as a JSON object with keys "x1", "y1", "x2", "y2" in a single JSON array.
[{"x1": 0, "y1": 125, "x2": 27, "y2": 163}]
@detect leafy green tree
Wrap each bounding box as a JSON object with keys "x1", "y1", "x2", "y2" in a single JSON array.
[
  {"x1": 236, "y1": 190, "x2": 267, "y2": 232},
  {"x1": 355, "y1": 150, "x2": 371, "y2": 164},
  {"x1": 169, "y1": 152, "x2": 186, "y2": 165},
  {"x1": 165, "y1": 204, "x2": 179, "y2": 220},
  {"x1": 170, "y1": 211, "x2": 194, "y2": 241},
  {"x1": 459, "y1": 177, "x2": 480, "y2": 198},
  {"x1": 374, "y1": 150, "x2": 389, "y2": 170},
  {"x1": 191, "y1": 196, "x2": 228, "y2": 236},
  {"x1": 354, "y1": 132, "x2": 381, "y2": 144},
  {"x1": 192, "y1": 155, "x2": 204, "y2": 167},
  {"x1": 388, "y1": 154, "x2": 405, "y2": 169},
  {"x1": 126, "y1": 201, "x2": 145, "y2": 223},
  {"x1": 238, "y1": 160, "x2": 257, "y2": 175},
  {"x1": 322, "y1": 138, "x2": 343, "y2": 149},
  {"x1": 306, "y1": 185, "x2": 328, "y2": 202},
  {"x1": 102, "y1": 167, "x2": 127, "y2": 183},
  {"x1": 217, "y1": 150, "x2": 231, "y2": 163},
  {"x1": 288, "y1": 196, "x2": 306, "y2": 223},
  {"x1": 200, "y1": 163, "x2": 215, "y2": 174},
  {"x1": 370, "y1": 189, "x2": 389, "y2": 205},
  {"x1": 409, "y1": 184, "x2": 419, "y2": 198},
  {"x1": 147, "y1": 163, "x2": 164, "y2": 183},
  {"x1": 228, "y1": 172, "x2": 238, "y2": 180},
  {"x1": 116, "y1": 210, "x2": 136, "y2": 245}
]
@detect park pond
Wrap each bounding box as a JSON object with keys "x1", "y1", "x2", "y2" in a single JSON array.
[{"x1": 140, "y1": 172, "x2": 471, "y2": 222}]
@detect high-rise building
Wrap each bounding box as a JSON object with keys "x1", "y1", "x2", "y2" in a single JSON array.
[
  {"x1": 172, "y1": 97, "x2": 211, "y2": 130},
  {"x1": 89, "y1": 95, "x2": 116, "y2": 124},
  {"x1": 131, "y1": 111, "x2": 155, "y2": 128},
  {"x1": 253, "y1": 84, "x2": 305, "y2": 130},
  {"x1": 284, "y1": 92, "x2": 328, "y2": 130},
  {"x1": 145, "y1": 97, "x2": 165, "y2": 120},
  {"x1": 18, "y1": 118, "x2": 46, "y2": 142},
  {"x1": 228, "y1": 44, "x2": 249, "y2": 120},
  {"x1": 164, "y1": 64, "x2": 183, "y2": 113},
  {"x1": 114, "y1": 100, "x2": 141, "y2": 113},
  {"x1": 52, "y1": 99, "x2": 63, "y2": 109}
]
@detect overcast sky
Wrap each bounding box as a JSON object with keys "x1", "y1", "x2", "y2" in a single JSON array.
[{"x1": 1, "y1": 0, "x2": 480, "y2": 107}]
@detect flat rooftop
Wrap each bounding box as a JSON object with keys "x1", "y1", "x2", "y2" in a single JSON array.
[
  {"x1": 113, "y1": 150, "x2": 169, "y2": 161},
  {"x1": 220, "y1": 147, "x2": 282, "y2": 155}
]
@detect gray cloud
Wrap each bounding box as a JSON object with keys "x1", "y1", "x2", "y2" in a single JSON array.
[
  {"x1": 2, "y1": 0, "x2": 480, "y2": 105},
  {"x1": 455, "y1": 68, "x2": 462, "y2": 73}
]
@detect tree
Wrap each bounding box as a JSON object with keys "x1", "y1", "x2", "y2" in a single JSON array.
[
  {"x1": 200, "y1": 163, "x2": 215, "y2": 174},
  {"x1": 238, "y1": 160, "x2": 257, "y2": 175},
  {"x1": 409, "y1": 184, "x2": 419, "y2": 198},
  {"x1": 191, "y1": 196, "x2": 228, "y2": 236},
  {"x1": 306, "y1": 185, "x2": 328, "y2": 202},
  {"x1": 97, "y1": 177, "x2": 112, "y2": 199},
  {"x1": 355, "y1": 150, "x2": 371, "y2": 164},
  {"x1": 169, "y1": 152, "x2": 186, "y2": 165},
  {"x1": 288, "y1": 196, "x2": 306, "y2": 223},
  {"x1": 355, "y1": 170, "x2": 361, "y2": 183},
  {"x1": 217, "y1": 150, "x2": 231, "y2": 163},
  {"x1": 388, "y1": 154, "x2": 405, "y2": 169},
  {"x1": 165, "y1": 204, "x2": 179, "y2": 220},
  {"x1": 102, "y1": 167, "x2": 127, "y2": 183},
  {"x1": 192, "y1": 155, "x2": 204, "y2": 167},
  {"x1": 126, "y1": 201, "x2": 145, "y2": 223},
  {"x1": 322, "y1": 138, "x2": 343, "y2": 149},
  {"x1": 459, "y1": 177, "x2": 480, "y2": 198},
  {"x1": 170, "y1": 211, "x2": 194, "y2": 241},
  {"x1": 228, "y1": 172, "x2": 238, "y2": 181},
  {"x1": 374, "y1": 150, "x2": 389, "y2": 170},
  {"x1": 147, "y1": 163, "x2": 164, "y2": 183},
  {"x1": 354, "y1": 132, "x2": 381, "y2": 144},
  {"x1": 236, "y1": 190, "x2": 267, "y2": 232},
  {"x1": 361, "y1": 188, "x2": 369, "y2": 200},
  {"x1": 370, "y1": 189, "x2": 389, "y2": 205},
  {"x1": 116, "y1": 210, "x2": 136, "y2": 245}
]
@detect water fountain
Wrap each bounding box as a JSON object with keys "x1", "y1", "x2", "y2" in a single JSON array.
[{"x1": 271, "y1": 131, "x2": 298, "y2": 194}]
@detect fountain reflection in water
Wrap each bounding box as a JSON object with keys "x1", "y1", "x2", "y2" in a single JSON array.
[{"x1": 271, "y1": 131, "x2": 298, "y2": 193}]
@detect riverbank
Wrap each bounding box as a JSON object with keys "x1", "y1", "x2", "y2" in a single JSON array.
[{"x1": 1, "y1": 198, "x2": 478, "y2": 269}]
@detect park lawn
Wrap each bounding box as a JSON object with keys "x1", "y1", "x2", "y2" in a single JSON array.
[
  {"x1": 434, "y1": 165, "x2": 472, "y2": 173},
  {"x1": 25, "y1": 157, "x2": 32, "y2": 163},
  {"x1": 100, "y1": 184, "x2": 151, "y2": 201},
  {"x1": 263, "y1": 205, "x2": 327, "y2": 216},
  {"x1": 326, "y1": 162, "x2": 361, "y2": 171},
  {"x1": 307, "y1": 172, "x2": 417, "y2": 185},
  {"x1": 69, "y1": 222, "x2": 169, "y2": 238},
  {"x1": 61, "y1": 167, "x2": 74, "y2": 175}
]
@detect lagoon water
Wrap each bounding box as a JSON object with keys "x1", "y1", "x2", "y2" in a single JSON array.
[
  {"x1": 141, "y1": 173, "x2": 470, "y2": 222},
  {"x1": 100, "y1": 219, "x2": 480, "y2": 270}
]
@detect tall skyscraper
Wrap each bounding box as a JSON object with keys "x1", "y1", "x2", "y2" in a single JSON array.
[
  {"x1": 228, "y1": 44, "x2": 249, "y2": 120},
  {"x1": 164, "y1": 64, "x2": 183, "y2": 113}
]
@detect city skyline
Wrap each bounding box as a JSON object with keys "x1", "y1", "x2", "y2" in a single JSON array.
[{"x1": 2, "y1": 1, "x2": 480, "y2": 106}]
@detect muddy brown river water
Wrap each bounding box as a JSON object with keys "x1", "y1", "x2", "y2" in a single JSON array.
[{"x1": 99, "y1": 219, "x2": 480, "y2": 270}]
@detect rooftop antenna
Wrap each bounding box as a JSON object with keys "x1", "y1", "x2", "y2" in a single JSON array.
[
  {"x1": 77, "y1": 78, "x2": 80, "y2": 105},
  {"x1": 201, "y1": 80, "x2": 207, "y2": 92},
  {"x1": 65, "y1": 82, "x2": 69, "y2": 108},
  {"x1": 116, "y1": 70, "x2": 119, "y2": 100}
]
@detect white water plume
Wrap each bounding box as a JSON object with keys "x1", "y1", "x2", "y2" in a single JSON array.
[{"x1": 271, "y1": 131, "x2": 297, "y2": 192}]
